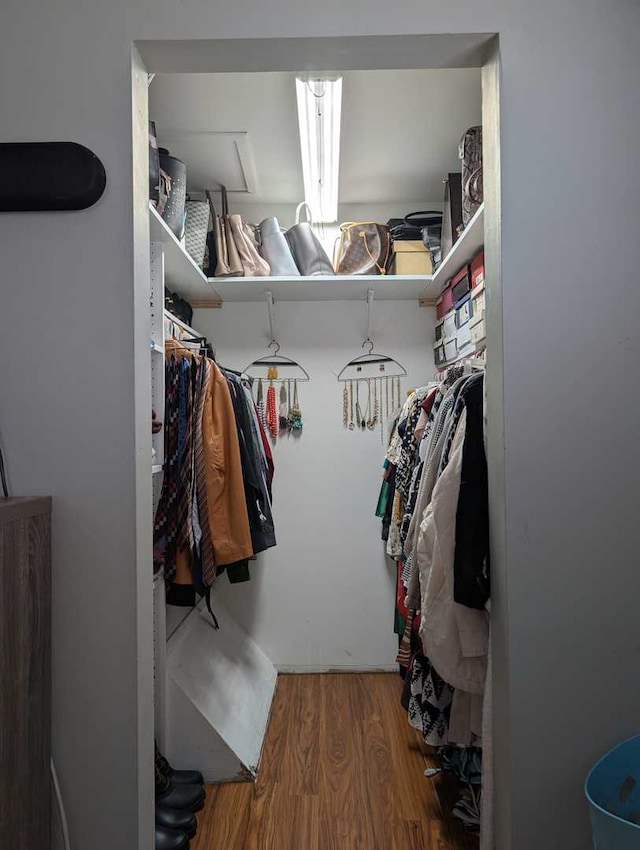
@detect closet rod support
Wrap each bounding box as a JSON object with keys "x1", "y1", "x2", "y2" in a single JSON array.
[
  {"x1": 364, "y1": 288, "x2": 374, "y2": 348},
  {"x1": 266, "y1": 291, "x2": 277, "y2": 347}
]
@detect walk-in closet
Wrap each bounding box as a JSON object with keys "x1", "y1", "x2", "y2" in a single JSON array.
[{"x1": 143, "y1": 38, "x2": 495, "y2": 850}]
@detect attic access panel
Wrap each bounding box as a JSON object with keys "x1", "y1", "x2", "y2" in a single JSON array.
[{"x1": 156, "y1": 130, "x2": 259, "y2": 194}]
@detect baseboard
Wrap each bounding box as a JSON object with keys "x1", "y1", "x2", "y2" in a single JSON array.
[{"x1": 275, "y1": 664, "x2": 398, "y2": 674}]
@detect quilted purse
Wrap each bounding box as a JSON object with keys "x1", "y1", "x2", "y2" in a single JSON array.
[{"x1": 334, "y1": 222, "x2": 391, "y2": 275}]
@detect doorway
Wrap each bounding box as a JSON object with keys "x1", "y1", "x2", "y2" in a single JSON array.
[{"x1": 133, "y1": 32, "x2": 503, "y2": 849}]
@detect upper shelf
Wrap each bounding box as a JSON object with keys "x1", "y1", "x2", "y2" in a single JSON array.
[
  {"x1": 149, "y1": 201, "x2": 484, "y2": 305},
  {"x1": 149, "y1": 204, "x2": 220, "y2": 302},
  {"x1": 206, "y1": 274, "x2": 438, "y2": 304},
  {"x1": 432, "y1": 202, "x2": 484, "y2": 293}
]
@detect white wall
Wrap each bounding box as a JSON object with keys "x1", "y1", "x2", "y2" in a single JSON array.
[
  {"x1": 194, "y1": 300, "x2": 435, "y2": 670},
  {"x1": 2, "y1": 3, "x2": 640, "y2": 850}
]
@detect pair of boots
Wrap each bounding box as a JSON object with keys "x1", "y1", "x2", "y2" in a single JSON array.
[{"x1": 155, "y1": 745, "x2": 205, "y2": 850}]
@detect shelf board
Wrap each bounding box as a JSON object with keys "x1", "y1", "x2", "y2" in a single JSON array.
[
  {"x1": 432, "y1": 203, "x2": 484, "y2": 295},
  {"x1": 203, "y1": 273, "x2": 438, "y2": 304},
  {"x1": 163, "y1": 308, "x2": 203, "y2": 339},
  {"x1": 149, "y1": 204, "x2": 221, "y2": 302}
]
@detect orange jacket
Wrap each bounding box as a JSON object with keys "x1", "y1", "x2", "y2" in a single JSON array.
[{"x1": 201, "y1": 360, "x2": 253, "y2": 566}]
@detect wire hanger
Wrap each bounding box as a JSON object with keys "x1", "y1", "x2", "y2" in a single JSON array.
[
  {"x1": 243, "y1": 292, "x2": 310, "y2": 381},
  {"x1": 337, "y1": 290, "x2": 407, "y2": 381}
]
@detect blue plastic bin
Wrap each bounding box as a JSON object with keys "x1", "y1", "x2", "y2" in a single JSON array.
[{"x1": 585, "y1": 734, "x2": 640, "y2": 849}]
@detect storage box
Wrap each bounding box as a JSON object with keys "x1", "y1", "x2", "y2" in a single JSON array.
[
  {"x1": 471, "y1": 285, "x2": 486, "y2": 320},
  {"x1": 391, "y1": 240, "x2": 433, "y2": 275},
  {"x1": 436, "y1": 284, "x2": 455, "y2": 319},
  {"x1": 433, "y1": 339, "x2": 446, "y2": 366},
  {"x1": 456, "y1": 323, "x2": 472, "y2": 350},
  {"x1": 452, "y1": 264, "x2": 472, "y2": 305},
  {"x1": 444, "y1": 337, "x2": 457, "y2": 362},
  {"x1": 435, "y1": 318, "x2": 444, "y2": 342},
  {"x1": 455, "y1": 293, "x2": 472, "y2": 328},
  {"x1": 471, "y1": 250, "x2": 485, "y2": 289},
  {"x1": 442, "y1": 311, "x2": 457, "y2": 341},
  {"x1": 471, "y1": 317, "x2": 487, "y2": 348}
]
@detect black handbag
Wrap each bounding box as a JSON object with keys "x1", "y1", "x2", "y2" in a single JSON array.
[
  {"x1": 158, "y1": 148, "x2": 187, "y2": 239},
  {"x1": 441, "y1": 173, "x2": 463, "y2": 262},
  {"x1": 285, "y1": 203, "x2": 334, "y2": 276},
  {"x1": 149, "y1": 121, "x2": 160, "y2": 204},
  {"x1": 165, "y1": 289, "x2": 193, "y2": 326},
  {"x1": 387, "y1": 210, "x2": 442, "y2": 241}
]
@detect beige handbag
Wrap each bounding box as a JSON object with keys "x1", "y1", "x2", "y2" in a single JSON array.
[
  {"x1": 228, "y1": 215, "x2": 271, "y2": 277},
  {"x1": 208, "y1": 187, "x2": 242, "y2": 278}
]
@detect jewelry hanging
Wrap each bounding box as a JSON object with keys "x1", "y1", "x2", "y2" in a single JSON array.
[
  {"x1": 366, "y1": 379, "x2": 377, "y2": 430},
  {"x1": 355, "y1": 380, "x2": 365, "y2": 430},
  {"x1": 266, "y1": 380, "x2": 278, "y2": 439},
  {"x1": 278, "y1": 381, "x2": 289, "y2": 432},
  {"x1": 379, "y1": 378, "x2": 384, "y2": 443},
  {"x1": 256, "y1": 378, "x2": 267, "y2": 432},
  {"x1": 348, "y1": 380, "x2": 355, "y2": 430},
  {"x1": 286, "y1": 378, "x2": 293, "y2": 432},
  {"x1": 343, "y1": 382, "x2": 349, "y2": 429},
  {"x1": 396, "y1": 375, "x2": 401, "y2": 408},
  {"x1": 290, "y1": 379, "x2": 303, "y2": 430}
]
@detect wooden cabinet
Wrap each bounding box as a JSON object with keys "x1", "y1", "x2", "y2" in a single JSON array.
[{"x1": 0, "y1": 497, "x2": 51, "y2": 849}]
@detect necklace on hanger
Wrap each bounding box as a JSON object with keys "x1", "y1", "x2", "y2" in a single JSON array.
[
  {"x1": 290, "y1": 379, "x2": 302, "y2": 430},
  {"x1": 348, "y1": 380, "x2": 355, "y2": 430},
  {"x1": 355, "y1": 380, "x2": 365, "y2": 430},
  {"x1": 266, "y1": 379, "x2": 278, "y2": 439},
  {"x1": 343, "y1": 382, "x2": 349, "y2": 429},
  {"x1": 279, "y1": 381, "x2": 289, "y2": 432},
  {"x1": 366, "y1": 378, "x2": 377, "y2": 430}
]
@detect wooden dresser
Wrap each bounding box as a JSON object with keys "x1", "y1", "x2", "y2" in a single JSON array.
[{"x1": 0, "y1": 497, "x2": 51, "y2": 849}]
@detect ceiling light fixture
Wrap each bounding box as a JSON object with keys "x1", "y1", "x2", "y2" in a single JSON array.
[{"x1": 295, "y1": 75, "x2": 342, "y2": 224}]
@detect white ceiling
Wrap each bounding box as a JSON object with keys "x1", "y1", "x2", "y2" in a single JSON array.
[{"x1": 149, "y1": 68, "x2": 481, "y2": 207}]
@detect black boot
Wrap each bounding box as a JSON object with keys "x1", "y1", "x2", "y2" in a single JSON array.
[
  {"x1": 155, "y1": 824, "x2": 189, "y2": 850},
  {"x1": 156, "y1": 803, "x2": 198, "y2": 839},
  {"x1": 156, "y1": 743, "x2": 204, "y2": 786},
  {"x1": 156, "y1": 760, "x2": 205, "y2": 812}
]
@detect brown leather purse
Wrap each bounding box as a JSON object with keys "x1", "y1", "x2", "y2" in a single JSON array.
[{"x1": 334, "y1": 222, "x2": 391, "y2": 275}]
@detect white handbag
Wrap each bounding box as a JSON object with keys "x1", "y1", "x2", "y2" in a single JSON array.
[{"x1": 258, "y1": 217, "x2": 300, "y2": 276}]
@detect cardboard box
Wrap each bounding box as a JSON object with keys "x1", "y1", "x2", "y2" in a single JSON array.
[{"x1": 391, "y1": 240, "x2": 433, "y2": 275}]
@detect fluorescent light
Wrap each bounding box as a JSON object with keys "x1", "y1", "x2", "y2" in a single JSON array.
[{"x1": 295, "y1": 76, "x2": 342, "y2": 223}]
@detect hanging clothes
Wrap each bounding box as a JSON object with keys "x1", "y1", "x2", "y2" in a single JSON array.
[
  {"x1": 153, "y1": 340, "x2": 278, "y2": 603},
  {"x1": 201, "y1": 359, "x2": 253, "y2": 567}
]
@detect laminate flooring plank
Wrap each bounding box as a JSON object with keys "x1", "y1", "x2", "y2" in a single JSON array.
[
  {"x1": 192, "y1": 783, "x2": 252, "y2": 850},
  {"x1": 282, "y1": 673, "x2": 321, "y2": 795},
  {"x1": 318, "y1": 673, "x2": 364, "y2": 823},
  {"x1": 349, "y1": 674, "x2": 395, "y2": 850},
  {"x1": 253, "y1": 675, "x2": 288, "y2": 786}
]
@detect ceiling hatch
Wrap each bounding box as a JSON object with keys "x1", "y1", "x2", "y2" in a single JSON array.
[{"x1": 158, "y1": 130, "x2": 259, "y2": 194}]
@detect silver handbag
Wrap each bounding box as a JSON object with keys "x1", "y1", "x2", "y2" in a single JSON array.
[
  {"x1": 285, "y1": 203, "x2": 334, "y2": 277},
  {"x1": 258, "y1": 217, "x2": 300, "y2": 276}
]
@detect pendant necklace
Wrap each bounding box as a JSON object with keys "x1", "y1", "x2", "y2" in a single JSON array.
[{"x1": 355, "y1": 380, "x2": 364, "y2": 430}]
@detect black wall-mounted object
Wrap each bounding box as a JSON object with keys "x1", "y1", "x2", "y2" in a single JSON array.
[{"x1": 0, "y1": 142, "x2": 107, "y2": 212}]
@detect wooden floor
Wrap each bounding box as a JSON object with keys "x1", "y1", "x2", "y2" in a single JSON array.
[{"x1": 192, "y1": 673, "x2": 478, "y2": 850}]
